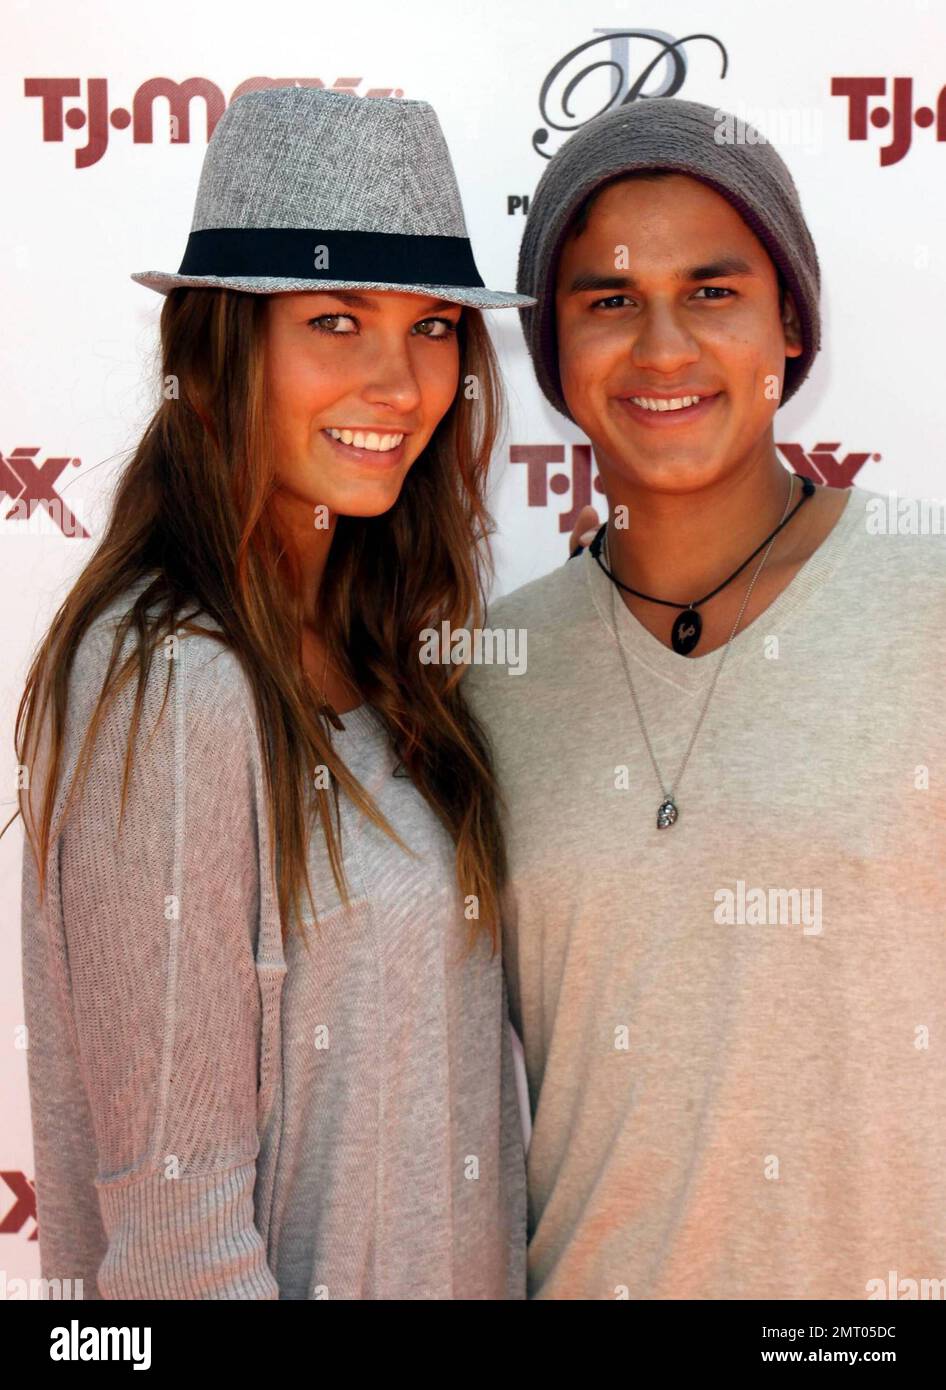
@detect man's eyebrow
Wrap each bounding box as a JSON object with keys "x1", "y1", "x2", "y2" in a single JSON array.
[
  {"x1": 306, "y1": 290, "x2": 460, "y2": 312},
  {"x1": 567, "y1": 256, "x2": 755, "y2": 293}
]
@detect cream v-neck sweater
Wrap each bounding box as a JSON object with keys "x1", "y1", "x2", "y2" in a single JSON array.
[
  {"x1": 465, "y1": 483, "x2": 946, "y2": 1300},
  {"x1": 20, "y1": 581, "x2": 526, "y2": 1299}
]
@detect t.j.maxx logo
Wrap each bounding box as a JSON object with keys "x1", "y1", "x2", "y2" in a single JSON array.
[
  {"x1": 0, "y1": 447, "x2": 89, "y2": 537},
  {"x1": 512, "y1": 440, "x2": 875, "y2": 531},
  {"x1": 832, "y1": 76, "x2": 946, "y2": 166},
  {"x1": 23, "y1": 78, "x2": 402, "y2": 169},
  {"x1": 0, "y1": 1170, "x2": 37, "y2": 1240}
]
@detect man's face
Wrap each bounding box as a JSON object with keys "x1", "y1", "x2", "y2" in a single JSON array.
[{"x1": 554, "y1": 173, "x2": 803, "y2": 496}]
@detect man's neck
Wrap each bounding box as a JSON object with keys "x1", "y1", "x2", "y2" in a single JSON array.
[
  {"x1": 600, "y1": 453, "x2": 800, "y2": 606},
  {"x1": 593, "y1": 449, "x2": 852, "y2": 659}
]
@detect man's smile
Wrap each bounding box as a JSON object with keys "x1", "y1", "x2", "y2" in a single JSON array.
[{"x1": 614, "y1": 391, "x2": 723, "y2": 427}]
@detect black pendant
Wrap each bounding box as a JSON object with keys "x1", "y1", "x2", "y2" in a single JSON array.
[
  {"x1": 671, "y1": 607, "x2": 702, "y2": 655},
  {"x1": 657, "y1": 797, "x2": 678, "y2": 829}
]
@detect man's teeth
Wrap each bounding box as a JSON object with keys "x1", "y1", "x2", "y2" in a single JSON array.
[
  {"x1": 325, "y1": 427, "x2": 405, "y2": 452},
  {"x1": 629, "y1": 395, "x2": 703, "y2": 412}
]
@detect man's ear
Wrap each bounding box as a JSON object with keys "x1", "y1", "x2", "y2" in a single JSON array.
[{"x1": 781, "y1": 288, "x2": 804, "y2": 360}]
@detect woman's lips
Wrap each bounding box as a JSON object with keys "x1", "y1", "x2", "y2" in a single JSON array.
[
  {"x1": 616, "y1": 393, "x2": 722, "y2": 428},
  {"x1": 320, "y1": 428, "x2": 407, "y2": 466}
]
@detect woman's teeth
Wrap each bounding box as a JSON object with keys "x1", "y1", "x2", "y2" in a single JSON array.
[{"x1": 324, "y1": 427, "x2": 405, "y2": 452}]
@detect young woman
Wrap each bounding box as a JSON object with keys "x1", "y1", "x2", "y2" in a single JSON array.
[{"x1": 11, "y1": 86, "x2": 534, "y2": 1299}]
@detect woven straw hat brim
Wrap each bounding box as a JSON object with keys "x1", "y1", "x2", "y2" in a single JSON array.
[{"x1": 130, "y1": 269, "x2": 536, "y2": 309}]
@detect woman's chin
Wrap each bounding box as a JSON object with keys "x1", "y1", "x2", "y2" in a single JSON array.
[{"x1": 325, "y1": 478, "x2": 407, "y2": 518}]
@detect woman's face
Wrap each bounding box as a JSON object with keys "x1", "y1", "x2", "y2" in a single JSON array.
[{"x1": 265, "y1": 289, "x2": 463, "y2": 521}]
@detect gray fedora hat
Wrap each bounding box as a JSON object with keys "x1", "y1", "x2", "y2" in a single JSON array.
[{"x1": 131, "y1": 86, "x2": 535, "y2": 310}]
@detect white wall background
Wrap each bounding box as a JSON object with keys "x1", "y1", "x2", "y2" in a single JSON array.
[{"x1": 3, "y1": 0, "x2": 944, "y2": 1285}]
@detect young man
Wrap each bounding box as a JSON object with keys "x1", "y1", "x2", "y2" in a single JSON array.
[{"x1": 465, "y1": 98, "x2": 946, "y2": 1300}]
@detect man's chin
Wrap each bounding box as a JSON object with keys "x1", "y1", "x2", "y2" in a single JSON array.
[{"x1": 596, "y1": 449, "x2": 727, "y2": 497}]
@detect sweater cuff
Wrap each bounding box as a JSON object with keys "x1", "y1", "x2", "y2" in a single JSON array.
[{"x1": 94, "y1": 1161, "x2": 279, "y2": 1299}]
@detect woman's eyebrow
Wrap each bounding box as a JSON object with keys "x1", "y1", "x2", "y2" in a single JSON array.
[{"x1": 303, "y1": 291, "x2": 460, "y2": 312}]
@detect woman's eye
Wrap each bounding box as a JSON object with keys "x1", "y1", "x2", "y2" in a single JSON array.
[
  {"x1": 305, "y1": 314, "x2": 458, "y2": 338},
  {"x1": 413, "y1": 317, "x2": 459, "y2": 339},
  {"x1": 592, "y1": 295, "x2": 633, "y2": 310},
  {"x1": 307, "y1": 314, "x2": 358, "y2": 334},
  {"x1": 692, "y1": 286, "x2": 735, "y2": 300}
]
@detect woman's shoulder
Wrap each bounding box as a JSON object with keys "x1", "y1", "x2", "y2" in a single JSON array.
[{"x1": 68, "y1": 572, "x2": 260, "y2": 757}]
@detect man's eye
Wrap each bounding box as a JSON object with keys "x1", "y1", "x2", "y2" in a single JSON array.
[
  {"x1": 589, "y1": 288, "x2": 735, "y2": 310},
  {"x1": 307, "y1": 314, "x2": 358, "y2": 334},
  {"x1": 413, "y1": 317, "x2": 460, "y2": 338}
]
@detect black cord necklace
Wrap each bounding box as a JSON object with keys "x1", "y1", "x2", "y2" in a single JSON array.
[{"x1": 589, "y1": 474, "x2": 817, "y2": 655}]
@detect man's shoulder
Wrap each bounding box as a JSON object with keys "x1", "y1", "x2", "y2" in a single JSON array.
[
  {"x1": 850, "y1": 486, "x2": 946, "y2": 567},
  {"x1": 483, "y1": 550, "x2": 593, "y2": 629},
  {"x1": 464, "y1": 552, "x2": 595, "y2": 711}
]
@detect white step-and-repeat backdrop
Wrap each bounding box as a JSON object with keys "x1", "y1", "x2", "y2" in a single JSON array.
[{"x1": 3, "y1": 0, "x2": 944, "y2": 1288}]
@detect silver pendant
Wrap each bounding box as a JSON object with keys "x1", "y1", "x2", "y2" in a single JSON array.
[{"x1": 657, "y1": 797, "x2": 678, "y2": 829}]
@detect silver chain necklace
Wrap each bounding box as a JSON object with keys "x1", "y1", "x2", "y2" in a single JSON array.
[{"x1": 607, "y1": 472, "x2": 795, "y2": 829}]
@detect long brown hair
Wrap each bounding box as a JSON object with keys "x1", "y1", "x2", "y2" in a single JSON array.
[{"x1": 6, "y1": 287, "x2": 508, "y2": 952}]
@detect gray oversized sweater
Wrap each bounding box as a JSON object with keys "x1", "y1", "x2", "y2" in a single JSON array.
[
  {"x1": 465, "y1": 483, "x2": 946, "y2": 1300},
  {"x1": 20, "y1": 580, "x2": 527, "y2": 1299}
]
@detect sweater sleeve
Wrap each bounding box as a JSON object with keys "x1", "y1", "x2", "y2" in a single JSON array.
[{"x1": 21, "y1": 616, "x2": 281, "y2": 1299}]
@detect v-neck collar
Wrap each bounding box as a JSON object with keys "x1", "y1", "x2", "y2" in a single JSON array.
[{"x1": 584, "y1": 483, "x2": 867, "y2": 696}]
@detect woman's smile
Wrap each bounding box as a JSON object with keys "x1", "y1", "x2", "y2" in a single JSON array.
[{"x1": 320, "y1": 425, "x2": 409, "y2": 467}]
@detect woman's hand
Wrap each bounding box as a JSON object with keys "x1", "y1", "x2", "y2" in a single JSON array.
[{"x1": 568, "y1": 504, "x2": 602, "y2": 557}]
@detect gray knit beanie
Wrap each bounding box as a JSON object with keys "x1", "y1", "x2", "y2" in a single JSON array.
[{"x1": 517, "y1": 98, "x2": 821, "y2": 417}]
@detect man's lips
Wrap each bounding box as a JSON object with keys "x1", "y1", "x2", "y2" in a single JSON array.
[{"x1": 616, "y1": 392, "x2": 723, "y2": 428}]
